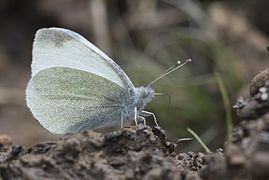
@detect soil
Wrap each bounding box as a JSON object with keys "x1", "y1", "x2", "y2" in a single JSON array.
[{"x1": 1, "y1": 70, "x2": 269, "y2": 180}]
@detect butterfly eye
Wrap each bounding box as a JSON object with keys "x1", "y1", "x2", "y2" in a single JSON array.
[{"x1": 142, "y1": 91, "x2": 149, "y2": 98}]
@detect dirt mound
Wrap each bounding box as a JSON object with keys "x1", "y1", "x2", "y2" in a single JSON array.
[
  {"x1": 1, "y1": 117, "x2": 269, "y2": 180},
  {"x1": 0, "y1": 126, "x2": 204, "y2": 180}
]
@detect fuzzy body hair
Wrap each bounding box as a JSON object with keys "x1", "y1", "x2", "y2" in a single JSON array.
[{"x1": 122, "y1": 86, "x2": 155, "y2": 121}]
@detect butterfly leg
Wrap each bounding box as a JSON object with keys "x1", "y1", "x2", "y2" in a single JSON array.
[
  {"x1": 142, "y1": 111, "x2": 159, "y2": 127},
  {"x1": 121, "y1": 113, "x2": 124, "y2": 129},
  {"x1": 134, "y1": 107, "x2": 138, "y2": 126},
  {"x1": 138, "y1": 116, "x2": 146, "y2": 126}
]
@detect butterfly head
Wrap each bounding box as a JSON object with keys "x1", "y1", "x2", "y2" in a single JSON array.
[{"x1": 134, "y1": 86, "x2": 155, "y2": 110}]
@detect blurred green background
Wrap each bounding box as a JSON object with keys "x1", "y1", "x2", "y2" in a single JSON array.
[{"x1": 0, "y1": 0, "x2": 268, "y2": 152}]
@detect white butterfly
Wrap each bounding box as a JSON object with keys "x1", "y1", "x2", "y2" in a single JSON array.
[{"x1": 26, "y1": 27, "x2": 191, "y2": 134}]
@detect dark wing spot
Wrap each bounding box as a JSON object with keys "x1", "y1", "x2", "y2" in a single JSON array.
[{"x1": 36, "y1": 28, "x2": 72, "y2": 48}]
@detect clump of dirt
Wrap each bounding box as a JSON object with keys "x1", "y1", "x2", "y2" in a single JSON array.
[
  {"x1": 0, "y1": 125, "x2": 205, "y2": 180},
  {"x1": 200, "y1": 68, "x2": 269, "y2": 180},
  {"x1": 200, "y1": 116, "x2": 269, "y2": 180}
]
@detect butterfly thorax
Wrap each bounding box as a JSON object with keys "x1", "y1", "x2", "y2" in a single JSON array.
[
  {"x1": 121, "y1": 86, "x2": 154, "y2": 121},
  {"x1": 133, "y1": 86, "x2": 155, "y2": 111}
]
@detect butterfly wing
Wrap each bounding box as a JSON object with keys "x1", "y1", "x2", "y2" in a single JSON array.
[
  {"x1": 32, "y1": 27, "x2": 134, "y2": 90},
  {"x1": 26, "y1": 67, "x2": 130, "y2": 134}
]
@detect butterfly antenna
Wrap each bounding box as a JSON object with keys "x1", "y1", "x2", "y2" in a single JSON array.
[{"x1": 147, "y1": 59, "x2": 192, "y2": 87}]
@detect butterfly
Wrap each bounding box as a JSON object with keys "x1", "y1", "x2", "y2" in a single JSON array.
[{"x1": 26, "y1": 27, "x2": 191, "y2": 134}]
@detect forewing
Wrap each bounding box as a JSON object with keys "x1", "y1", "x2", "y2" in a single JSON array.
[
  {"x1": 32, "y1": 27, "x2": 134, "y2": 89},
  {"x1": 26, "y1": 67, "x2": 130, "y2": 134}
]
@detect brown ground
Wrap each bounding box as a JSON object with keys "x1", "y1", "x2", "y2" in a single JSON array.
[{"x1": 0, "y1": 68, "x2": 269, "y2": 180}]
